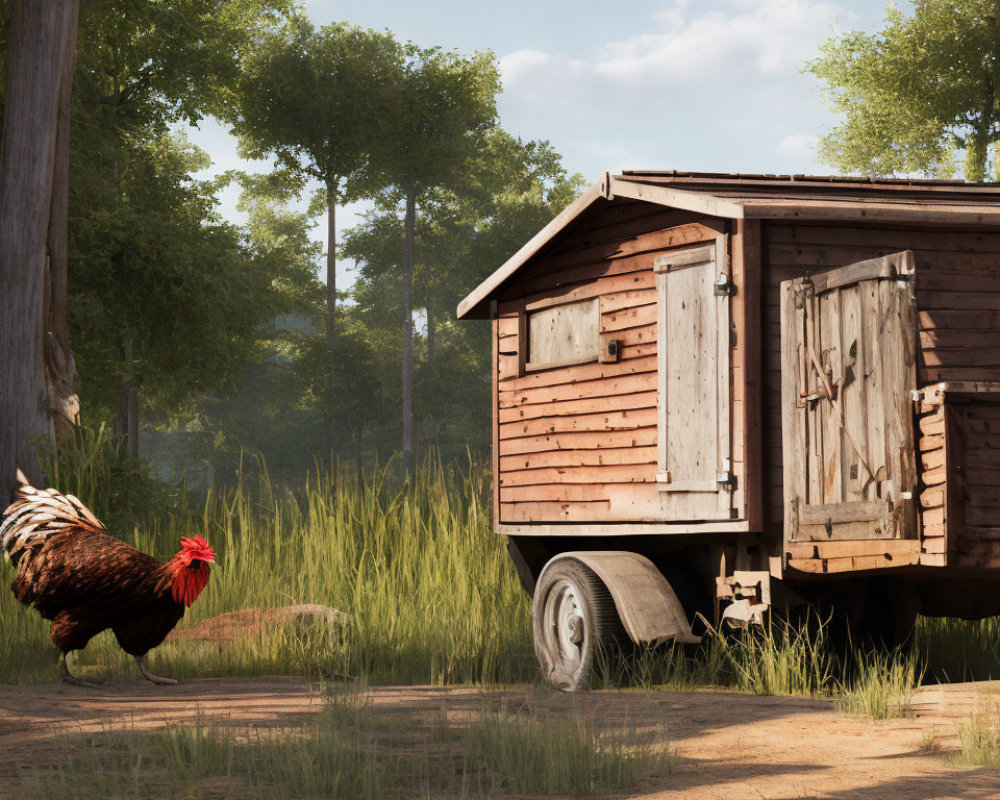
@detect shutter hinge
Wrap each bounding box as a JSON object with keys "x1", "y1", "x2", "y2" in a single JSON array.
[
  {"x1": 717, "y1": 458, "x2": 737, "y2": 490},
  {"x1": 714, "y1": 274, "x2": 736, "y2": 297}
]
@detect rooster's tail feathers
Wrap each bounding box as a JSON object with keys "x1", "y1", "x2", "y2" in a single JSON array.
[{"x1": 1, "y1": 476, "x2": 105, "y2": 565}]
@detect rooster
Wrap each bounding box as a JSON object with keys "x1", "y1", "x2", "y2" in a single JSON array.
[{"x1": 1, "y1": 470, "x2": 214, "y2": 687}]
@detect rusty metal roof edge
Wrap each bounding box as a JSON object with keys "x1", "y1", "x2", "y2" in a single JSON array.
[
  {"x1": 457, "y1": 170, "x2": 1000, "y2": 320},
  {"x1": 619, "y1": 170, "x2": 1000, "y2": 192}
]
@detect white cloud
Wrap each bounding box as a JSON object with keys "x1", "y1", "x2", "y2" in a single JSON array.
[
  {"x1": 597, "y1": 0, "x2": 840, "y2": 81},
  {"x1": 507, "y1": 0, "x2": 840, "y2": 89},
  {"x1": 497, "y1": 0, "x2": 855, "y2": 178},
  {"x1": 778, "y1": 133, "x2": 820, "y2": 159}
]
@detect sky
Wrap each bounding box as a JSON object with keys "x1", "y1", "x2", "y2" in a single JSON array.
[{"x1": 183, "y1": 0, "x2": 904, "y2": 289}]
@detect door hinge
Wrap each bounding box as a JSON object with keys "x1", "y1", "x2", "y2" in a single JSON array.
[
  {"x1": 714, "y1": 274, "x2": 736, "y2": 297},
  {"x1": 717, "y1": 458, "x2": 737, "y2": 490},
  {"x1": 717, "y1": 471, "x2": 737, "y2": 490}
]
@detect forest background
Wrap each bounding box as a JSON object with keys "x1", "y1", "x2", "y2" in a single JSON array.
[
  {"x1": 0, "y1": 0, "x2": 588, "y2": 489},
  {"x1": 1, "y1": 0, "x2": 997, "y2": 491}
]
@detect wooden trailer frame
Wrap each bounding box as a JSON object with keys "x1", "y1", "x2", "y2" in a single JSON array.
[{"x1": 459, "y1": 171, "x2": 1000, "y2": 688}]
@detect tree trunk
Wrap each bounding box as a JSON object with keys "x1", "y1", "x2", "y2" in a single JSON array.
[
  {"x1": 0, "y1": 0, "x2": 79, "y2": 498},
  {"x1": 966, "y1": 127, "x2": 989, "y2": 181},
  {"x1": 116, "y1": 386, "x2": 139, "y2": 460},
  {"x1": 401, "y1": 183, "x2": 416, "y2": 475},
  {"x1": 326, "y1": 180, "x2": 338, "y2": 349},
  {"x1": 44, "y1": 0, "x2": 81, "y2": 441},
  {"x1": 326, "y1": 180, "x2": 338, "y2": 461},
  {"x1": 426, "y1": 291, "x2": 434, "y2": 365}
]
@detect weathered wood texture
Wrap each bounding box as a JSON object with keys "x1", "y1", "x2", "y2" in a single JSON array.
[
  {"x1": 0, "y1": 0, "x2": 79, "y2": 496},
  {"x1": 764, "y1": 222, "x2": 1000, "y2": 551},
  {"x1": 495, "y1": 202, "x2": 738, "y2": 523},
  {"x1": 918, "y1": 393, "x2": 1000, "y2": 568},
  {"x1": 732, "y1": 219, "x2": 764, "y2": 531},
  {"x1": 916, "y1": 401, "x2": 950, "y2": 566},
  {"x1": 779, "y1": 256, "x2": 918, "y2": 551},
  {"x1": 654, "y1": 238, "x2": 732, "y2": 520}
]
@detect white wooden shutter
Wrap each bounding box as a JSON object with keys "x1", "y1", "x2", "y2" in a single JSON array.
[{"x1": 655, "y1": 236, "x2": 732, "y2": 521}]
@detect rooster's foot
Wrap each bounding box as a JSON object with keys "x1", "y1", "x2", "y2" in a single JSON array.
[
  {"x1": 60, "y1": 654, "x2": 101, "y2": 689},
  {"x1": 136, "y1": 655, "x2": 178, "y2": 686}
]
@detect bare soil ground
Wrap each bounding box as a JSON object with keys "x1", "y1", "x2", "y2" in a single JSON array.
[{"x1": 1, "y1": 677, "x2": 998, "y2": 799}]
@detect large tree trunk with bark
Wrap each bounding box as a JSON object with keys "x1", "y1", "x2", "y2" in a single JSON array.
[
  {"x1": 0, "y1": 0, "x2": 80, "y2": 499},
  {"x1": 44, "y1": 0, "x2": 81, "y2": 441},
  {"x1": 401, "y1": 183, "x2": 416, "y2": 475}
]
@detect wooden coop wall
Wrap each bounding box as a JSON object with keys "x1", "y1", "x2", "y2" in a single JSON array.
[
  {"x1": 918, "y1": 392, "x2": 1000, "y2": 568},
  {"x1": 494, "y1": 200, "x2": 748, "y2": 525},
  {"x1": 764, "y1": 222, "x2": 1000, "y2": 569}
]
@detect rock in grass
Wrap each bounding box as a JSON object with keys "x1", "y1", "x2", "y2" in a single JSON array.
[{"x1": 167, "y1": 604, "x2": 344, "y2": 644}]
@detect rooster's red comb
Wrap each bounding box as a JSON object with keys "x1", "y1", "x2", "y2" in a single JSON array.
[{"x1": 180, "y1": 534, "x2": 215, "y2": 563}]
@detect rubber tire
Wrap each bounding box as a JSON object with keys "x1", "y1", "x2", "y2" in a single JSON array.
[{"x1": 532, "y1": 559, "x2": 625, "y2": 692}]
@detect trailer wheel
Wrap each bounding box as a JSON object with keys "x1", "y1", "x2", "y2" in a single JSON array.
[{"x1": 532, "y1": 559, "x2": 624, "y2": 691}]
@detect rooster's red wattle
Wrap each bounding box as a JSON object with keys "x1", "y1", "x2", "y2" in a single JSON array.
[{"x1": 1, "y1": 470, "x2": 214, "y2": 686}]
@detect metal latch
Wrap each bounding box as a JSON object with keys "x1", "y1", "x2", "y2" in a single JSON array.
[
  {"x1": 714, "y1": 273, "x2": 735, "y2": 296},
  {"x1": 717, "y1": 458, "x2": 737, "y2": 490}
]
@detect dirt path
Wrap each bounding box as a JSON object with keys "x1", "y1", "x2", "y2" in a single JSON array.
[{"x1": 1, "y1": 677, "x2": 998, "y2": 799}]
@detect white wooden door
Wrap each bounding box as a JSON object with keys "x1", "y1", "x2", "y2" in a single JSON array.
[{"x1": 654, "y1": 237, "x2": 732, "y2": 521}]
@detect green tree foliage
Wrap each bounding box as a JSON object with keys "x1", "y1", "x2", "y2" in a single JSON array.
[
  {"x1": 69, "y1": 135, "x2": 280, "y2": 420},
  {"x1": 235, "y1": 17, "x2": 402, "y2": 336},
  {"x1": 236, "y1": 16, "x2": 401, "y2": 195},
  {"x1": 141, "y1": 170, "x2": 329, "y2": 486},
  {"x1": 74, "y1": 0, "x2": 292, "y2": 130},
  {"x1": 63, "y1": 0, "x2": 298, "y2": 456},
  {"x1": 343, "y1": 133, "x2": 585, "y2": 463},
  {"x1": 807, "y1": 1, "x2": 1000, "y2": 180},
  {"x1": 234, "y1": 17, "x2": 404, "y2": 455},
  {"x1": 0, "y1": 1, "x2": 583, "y2": 483},
  {"x1": 362, "y1": 44, "x2": 501, "y2": 470}
]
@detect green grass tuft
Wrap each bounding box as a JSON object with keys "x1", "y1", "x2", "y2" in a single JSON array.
[
  {"x1": 954, "y1": 702, "x2": 1000, "y2": 769},
  {"x1": 14, "y1": 686, "x2": 672, "y2": 800},
  {"x1": 838, "y1": 649, "x2": 920, "y2": 720}
]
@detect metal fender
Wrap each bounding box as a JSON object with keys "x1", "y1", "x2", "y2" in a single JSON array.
[{"x1": 537, "y1": 551, "x2": 701, "y2": 646}]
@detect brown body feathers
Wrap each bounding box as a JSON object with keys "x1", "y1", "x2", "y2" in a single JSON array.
[{"x1": 1, "y1": 471, "x2": 202, "y2": 659}]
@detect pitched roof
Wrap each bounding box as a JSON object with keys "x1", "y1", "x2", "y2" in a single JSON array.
[{"x1": 457, "y1": 171, "x2": 1000, "y2": 319}]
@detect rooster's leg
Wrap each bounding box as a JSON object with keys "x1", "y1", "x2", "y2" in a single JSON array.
[
  {"x1": 59, "y1": 653, "x2": 100, "y2": 689},
  {"x1": 135, "y1": 655, "x2": 178, "y2": 686}
]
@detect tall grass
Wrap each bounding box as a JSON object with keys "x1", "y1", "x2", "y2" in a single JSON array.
[
  {"x1": 916, "y1": 616, "x2": 1000, "y2": 683},
  {"x1": 2, "y1": 424, "x2": 999, "y2": 710},
  {"x1": 595, "y1": 615, "x2": 836, "y2": 697},
  {"x1": 955, "y1": 702, "x2": 1000, "y2": 769},
  {"x1": 838, "y1": 649, "x2": 921, "y2": 720},
  {"x1": 14, "y1": 685, "x2": 673, "y2": 799},
  {"x1": 1, "y1": 425, "x2": 535, "y2": 685}
]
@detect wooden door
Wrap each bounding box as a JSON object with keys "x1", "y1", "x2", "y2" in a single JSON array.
[
  {"x1": 654, "y1": 236, "x2": 733, "y2": 521},
  {"x1": 780, "y1": 251, "x2": 919, "y2": 542}
]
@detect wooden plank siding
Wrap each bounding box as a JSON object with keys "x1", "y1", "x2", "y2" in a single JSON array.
[
  {"x1": 762, "y1": 221, "x2": 1000, "y2": 544},
  {"x1": 494, "y1": 203, "x2": 739, "y2": 523}
]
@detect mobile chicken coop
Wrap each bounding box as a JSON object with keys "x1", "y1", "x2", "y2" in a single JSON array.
[{"x1": 457, "y1": 172, "x2": 1000, "y2": 690}]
